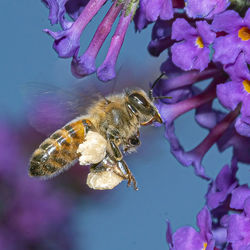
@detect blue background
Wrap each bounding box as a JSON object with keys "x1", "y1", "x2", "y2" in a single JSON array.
[{"x1": 1, "y1": 1, "x2": 247, "y2": 249}]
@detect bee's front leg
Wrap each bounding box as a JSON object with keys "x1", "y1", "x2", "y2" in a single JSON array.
[{"x1": 117, "y1": 160, "x2": 138, "y2": 191}]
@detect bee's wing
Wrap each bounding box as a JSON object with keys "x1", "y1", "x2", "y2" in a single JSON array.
[{"x1": 22, "y1": 82, "x2": 100, "y2": 136}]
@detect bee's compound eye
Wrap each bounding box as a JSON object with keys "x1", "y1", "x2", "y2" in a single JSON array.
[
  {"x1": 129, "y1": 137, "x2": 140, "y2": 146},
  {"x1": 129, "y1": 93, "x2": 148, "y2": 107}
]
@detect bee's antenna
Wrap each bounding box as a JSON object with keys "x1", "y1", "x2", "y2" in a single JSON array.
[
  {"x1": 154, "y1": 96, "x2": 172, "y2": 100},
  {"x1": 149, "y1": 72, "x2": 167, "y2": 100}
]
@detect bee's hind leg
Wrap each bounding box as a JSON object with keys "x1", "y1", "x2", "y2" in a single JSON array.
[{"x1": 117, "y1": 160, "x2": 138, "y2": 191}]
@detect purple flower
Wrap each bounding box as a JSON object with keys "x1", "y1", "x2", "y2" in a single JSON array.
[
  {"x1": 140, "y1": 0, "x2": 173, "y2": 22},
  {"x1": 185, "y1": 0, "x2": 230, "y2": 19},
  {"x1": 44, "y1": 0, "x2": 106, "y2": 58},
  {"x1": 194, "y1": 101, "x2": 250, "y2": 165},
  {"x1": 227, "y1": 197, "x2": 250, "y2": 249},
  {"x1": 212, "y1": 9, "x2": 250, "y2": 65},
  {"x1": 43, "y1": 0, "x2": 140, "y2": 81},
  {"x1": 147, "y1": 19, "x2": 175, "y2": 57},
  {"x1": 155, "y1": 60, "x2": 231, "y2": 178},
  {"x1": 217, "y1": 53, "x2": 250, "y2": 137},
  {"x1": 134, "y1": 0, "x2": 174, "y2": 31},
  {"x1": 96, "y1": 6, "x2": 137, "y2": 82},
  {"x1": 166, "y1": 206, "x2": 215, "y2": 250},
  {"x1": 71, "y1": 1, "x2": 123, "y2": 78},
  {"x1": 206, "y1": 162, "x2": 238, "y2": 210},
  {"x1": 171, "y1": 18, "x2": 216, "y2": 71},
  {"x1": 42, "y1": 0, "x2": 89, "y2": 25},
  {"x1": 230, "y1": 185, "x2": 250, "y2": 210}
]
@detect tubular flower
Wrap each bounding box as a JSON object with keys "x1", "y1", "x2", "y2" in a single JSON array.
[
  {"x1": 43, "y1": 0, "x2": 139, "y2": 81},
  {"x1": 155, "y1": 63, "x2": 236, "y2": 179},
  {"x1": 211, "y1": 9, "x2": 250, "y2": 65},
  {"x1": 217, "y1": 53, "x2": 250, "y2": 137},
  {"x1": 195, "y1": 101, "x2": 250, "y2": 166},
  {"x1": 166, "y1": 207, "x2": 215, "y2": 250},
  {"x1": 171, "y1": 18, "x2": 216, "y2": 71}
]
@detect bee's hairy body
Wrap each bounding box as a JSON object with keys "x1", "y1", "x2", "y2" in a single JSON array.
[{"x1": 29, "y1": 89, "x2": 162, "y2": 189}]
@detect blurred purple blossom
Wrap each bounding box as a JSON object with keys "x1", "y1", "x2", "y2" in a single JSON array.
[{"x1": 0, "y1": 121, "x2": 73, "y2": 249}]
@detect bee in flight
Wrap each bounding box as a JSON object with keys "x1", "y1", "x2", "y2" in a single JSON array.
[{"x1": 29, "y1": 75, "x2": 168, "y2": 190}]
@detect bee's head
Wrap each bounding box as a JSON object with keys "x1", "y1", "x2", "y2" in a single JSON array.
[{"x1": 126, "y1": 89, "x2": 162, "y2": 125}]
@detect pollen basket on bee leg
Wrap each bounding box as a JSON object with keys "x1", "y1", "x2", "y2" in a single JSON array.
[{"x1": 77, "y1": 131, "x2": 108, "y2": 165}]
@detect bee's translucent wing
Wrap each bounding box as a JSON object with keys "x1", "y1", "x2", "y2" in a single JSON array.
[{"x1": 22, "y1": 82, "x2": 100, "y2": 136}]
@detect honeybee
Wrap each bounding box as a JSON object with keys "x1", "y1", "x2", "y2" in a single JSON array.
[{"x1": 29, "y1": 77, "x2": 166, "y2": 190}]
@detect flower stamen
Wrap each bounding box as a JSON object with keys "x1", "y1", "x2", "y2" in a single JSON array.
[
  {"x1": 195, "y1": 36, "x2": 204, "y2": 48},
  {"x1": 202, "y1": 242, "x2": 208, "y2": 250},
  {"x1": 243, "y1": 79, "x2": 250, "y2": 93},
  {"x1": 238, "y1": 27, "x2": 250, "y2": 41}
]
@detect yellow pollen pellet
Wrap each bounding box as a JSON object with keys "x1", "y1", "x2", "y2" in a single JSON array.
[
  {"x1": 202, "y1": 242, "x2": 208, "y2": 250},
  {"x1": 195, "y1": 36, "x2": 204, "y2": 48},
  {"x1": 238, "y1": 27, "x2": 250, "y2": 41},
  {"x1": 243, "y1": 79, "x2": 250, "y2": 93}
]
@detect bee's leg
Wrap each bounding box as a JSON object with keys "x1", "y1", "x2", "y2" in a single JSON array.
[
  {"x1": 117, "y1": 160, "x2": 138, "y2": 191},
  {"x1": 106, "y1": 129, "x2": 138, "y2": 190}
]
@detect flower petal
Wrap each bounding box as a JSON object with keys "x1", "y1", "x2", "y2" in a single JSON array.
[
  {"x1": 227, "y1": 213, "x2": 250, "y2": 248},
  {"x1": 145, "y1": 0, "x2": 173, "y2": 21},
  {"x1": 213, "y1": 34, "x2": 242, "y2": 64},
  {"x1": 197, "y1": 206, "x2": 212, "y2": 241},
  {"x1": 230, "y1": 185, "x2": 250, "y2": 210},
  {"x1": 243, "y1": 8, "x2": 250, "y2": 26},
  {"x1": 196, "y1": 21, "x2": 216, "y2": 45},
  {"x1": 235, "y1": 117, "x2": 250, "y2": 138},
  {"x1": 171, "y1": 41, "x2": 210, "y2": 71},
  {"x1": 216, "y1": 81, "x2": 243, "y2": 111},
  {"x1": 206, "y1": 164, "x2": 238, "y2": 209},
  {"x1": 173, "y1": 227, "x2": 205, "y2": 250},
  {"x1": 71, "y1": 52, "x2": 96, "y2": 78},
  {"x1": 185, "y1": 0, "x2": 230, "y2": 19},
  {"x1": 211, "y1": 10, "x2": 243, "y2": 33},
  {"x1": 44, "y1": 28, "x2": 80, "y2": 58},
  {"x1": 224, "y1": 53, "x2": 250, "y2": 82},
  {"x1": 171, "y1": 18, "x2": 197, "y2": 41}
]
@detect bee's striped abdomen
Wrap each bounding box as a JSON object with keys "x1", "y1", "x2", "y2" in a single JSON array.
[{"x1": 29, "y1": 118, "x2": 93, "y2": 178}]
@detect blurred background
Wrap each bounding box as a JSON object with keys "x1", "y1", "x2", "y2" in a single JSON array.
[{"x1": 1, "y1": 1, "x2": 245, "y2": 249}]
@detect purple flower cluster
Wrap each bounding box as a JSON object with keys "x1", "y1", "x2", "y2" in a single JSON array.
[
  {"x1": 42, "y1": 0, "x2": 140, "y2": 81},
  {"x1": 136, "y1": 0, "x2": 250, "y2": 180},
  {"x1": 167, "y1": 159, "x2": 250, "y2": 250},
  {"x1": 0, "y1": 121, "x2": 73, "y2": 249}
]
